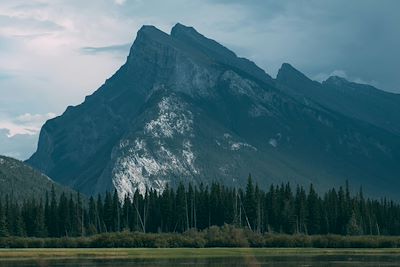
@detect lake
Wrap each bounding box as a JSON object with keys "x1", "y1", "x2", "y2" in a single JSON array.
[
  {"x1": 1, "y1": 256, "x2": 400, "y2": 266},
  {"x1": 1, "y1": 248, "x2": 400, "y2": 266}
]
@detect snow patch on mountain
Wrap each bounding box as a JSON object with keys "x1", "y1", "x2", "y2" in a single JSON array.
[
  {"x1": 112, "y1": 95, "x2": 198, "y2": 201},
  {"x1": 269, "y1": 133, "x2": 282, "y2": 148},
  {"x1": 173, "y1": 56, "x2": 219, "y2": 97},
  {"x1": 221, "y1": 70, "x2": 257, "y2": 97},
  {"x1": 221, "y1": 133, "x2": 257, "y2": 151},
  {"x1": 231, "y1": 142, "x2": 257, "y2": 151},
  {"x1": 112, "y1": 138, "x2": 159, "y2": 199},
  {"x1": 269, "y1": 138, "x2": 278, "y2": 148},
  {"x1": 182, "y1": 140, "x2": 198, "y2": 174},
  {"x1": 223, "y1": 133, "x2": 232, "y2": 139},
  {"x1": 145, "y1": 96, "x2": 193, "y2": 138}
]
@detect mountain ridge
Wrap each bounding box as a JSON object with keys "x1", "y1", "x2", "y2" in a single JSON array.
[
  {"x1": 276, "y1": 63, "x2": 400, "y2": 135},
  {"x1": 27, "y1": 23, "x2": 400, "y2": 200}
]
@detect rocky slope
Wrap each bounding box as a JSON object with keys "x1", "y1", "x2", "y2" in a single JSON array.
[{"x1": 27, "y1": 23, "x2": 400, "y2": 200}]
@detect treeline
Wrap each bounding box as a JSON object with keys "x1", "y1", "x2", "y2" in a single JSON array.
[{"x1": 1, "y1": 175, "x2": 400, "y2": 238}]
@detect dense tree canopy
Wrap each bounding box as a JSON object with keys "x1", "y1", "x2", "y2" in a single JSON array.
[{"x1": 1, "y1": 177, "x2": 400, "y2": 238}]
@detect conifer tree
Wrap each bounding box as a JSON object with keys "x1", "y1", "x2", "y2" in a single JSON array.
[
  {"x1": 49, "y1": 185, "x2": 59, "y2": 237},
  {"x1": 103, "y1": 191, "x2": 113, "y2": 232},
  {"x1": 1, "y1": 177, "x2": 400, "y2": 238},
  {"x1": 307, "y1": 184, "x2": 320, "y2": 234},
  {"x1": 88, "y1": 196, "x2": 98, "y2": 234},
  {"x1": 175, "y1": 182, "x2": 187, "y2": 232},
  {"x1": 112, "y1": 190, "x2": 120, "y2": 232},
  {"x1": 244, "y1": 174, "x2": 256, "y2": 230},
  {"x1": 58, "y1": 193, "x2": 69, "y2": 236},
  {"x1": 346, "y1": 211, "x2": 362, "y2": 235},
  {"x1": 33, "y1": 201, "x2": 47, "y2": 237},
  {"x1": 0, "y1": 199, "x2": 8, "y2": 237}
]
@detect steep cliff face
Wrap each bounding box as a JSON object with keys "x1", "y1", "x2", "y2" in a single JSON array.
[{"x1": 28, "y1": 24, "x2": 400, "y2": 200}]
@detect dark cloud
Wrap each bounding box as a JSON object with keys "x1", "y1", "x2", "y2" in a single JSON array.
[{"x1": 200, "y1": 0, "x2": 400, "y2": 92}]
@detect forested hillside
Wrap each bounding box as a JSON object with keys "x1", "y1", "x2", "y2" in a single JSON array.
[{"x1": 0, "y1": 155, "x2": 76, "y2": 202}]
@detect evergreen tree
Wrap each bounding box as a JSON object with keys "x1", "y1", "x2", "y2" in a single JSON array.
[
  {"x1": 295, "y1": 185, "x2": 307, "y2": 234},
  {"x1": 0, "y1": 199, "x2": 8, "y2": 237},
  {"x1": 33, "y1": 201, "x2": 47, "y2": 237},
  {"x1": 44, "y1": 191, "x2": 51, "y2": 234},
  {"x1": 58, "y1": 193, "x2": 69, "y2": 236},
  {"x1": 76, "y1": 193, "x2": 84, "y2": 236},
  {"x1": 175, "y1": 182, "x2": 187, "y2": 232},
  {"x1": 1, "y1": 177, "x2": 400, "y2": 238},
  {"x1": 112, "y1": 190, "x2": 120, "y2": 232},
  {"x1": 48, "y1": 185, "x2": 59, "y2": 237},
  {"x1": 11, "y1": 203, "x2": 24, "y2": 236},
  {"x1": 96, "y1": 194, "x2": 105, "y2": 232},
  {"x1": 346, "y1": 211, "x2": 362, "y2": 235},
  {"x1": 88, "y1": 196, "x2": 98, "y2": 235},
  {"x1": 307, "y1": 184, "x2": 320, "y2": 235},
  {"x1": 244, "y1": 174, "x2": 257, "y2": 230},
  {"x1": 103, "y1": 191, "x2": 113, "y2": 232}
]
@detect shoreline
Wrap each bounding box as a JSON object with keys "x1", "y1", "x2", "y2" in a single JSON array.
[{"x1": 1, "y1": 248, "x2": 400, "y2": 260}]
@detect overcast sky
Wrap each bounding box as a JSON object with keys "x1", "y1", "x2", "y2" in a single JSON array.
[{"x1": 0, "y1": 0, "x2": 399, "y2": 160}]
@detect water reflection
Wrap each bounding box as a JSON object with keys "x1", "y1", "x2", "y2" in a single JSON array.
[{"x1": 1, "y1": 255, "x2": 400, "y2": 267}]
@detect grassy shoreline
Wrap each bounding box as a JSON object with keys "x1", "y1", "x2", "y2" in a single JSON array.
[
  {"x1": 1, "y1": 248, "x2": 400, "y2": 260},
  {"x1": 4, "y1": 231, "x2": 400, "y2": 249}
]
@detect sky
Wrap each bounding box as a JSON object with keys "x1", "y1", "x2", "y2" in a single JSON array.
[{"x1": 0, "y1": 0, "x2": 399, "y2": 160}]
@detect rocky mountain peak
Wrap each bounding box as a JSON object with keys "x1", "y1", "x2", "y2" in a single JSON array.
[
  {"x1": 276, "y1": 63, "x2": 313, "y2": 85},
  {"x1": 127, "y1": 25, "x2": 178, "y2": 62},
  {"x1": 124, "y1": 23, "x2": 273, "y2": 98},
  {"x1": 171, "y1": 23, "x2": 199, "y2": 37},
  {"x1": 323, "y1": 75, "x2": 350, "y2": 86},
  {"x1": 171, "y1": 23, "x2": 273, "y2": 84},
  {"x1": 171, "y1": 23, "x2": 237, "y2": 59}
]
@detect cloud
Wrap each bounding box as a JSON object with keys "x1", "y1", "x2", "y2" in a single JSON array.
[
  {"x1": 313, "y1": 69, "x2": 380, "y2": 88},
  {"x1": 0, "y1": 13, "x2": 64, "y2": 38},
  {"x1": 0, "y1": 129, "x2": 38, "y2": 160},
  {"x1": 114, "y1": 0, "x2": 127, "y2": 5},
  {"x1": 81, "y1": 43, "x2": 131, "y2": 55},
  {"x1": 0, "y1": 112, "x2": 56, "y2": 138},
  {"x1": 0, "y1": 112, "x2": 56, "y2": 160},
  {"x1": 313, "y1": 70, "x2": 348, "y2": 83}
]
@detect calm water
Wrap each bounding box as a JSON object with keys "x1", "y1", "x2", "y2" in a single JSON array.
[{"x1": 1, "y1": 255, "x2": 400, "y2": 267}]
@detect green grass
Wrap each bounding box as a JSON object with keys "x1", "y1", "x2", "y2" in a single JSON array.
[{"x1": 1, "y1": 248, "x2": 400, "y2": 260}]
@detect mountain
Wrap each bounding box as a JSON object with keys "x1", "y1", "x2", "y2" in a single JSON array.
[
  {"x1": 27, "y1": 23, "x2": 400, "y2": 200},
  {"x1": 0, "y1": 155, "x2": 76, "y2": 201},
  {"x1": 276, "y1": 63, "x2": 400, "y2": 135}
]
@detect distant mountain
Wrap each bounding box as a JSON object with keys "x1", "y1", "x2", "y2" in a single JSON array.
[
  {"x1": 27, "y1": 23, "x2": 400, "y2": 200},
  {"x1": 277, "y1": 63, "x2": 400, "y2": 135},
  {"x1": 0, "y1": 155, "x2": 76, "y2": 201}
]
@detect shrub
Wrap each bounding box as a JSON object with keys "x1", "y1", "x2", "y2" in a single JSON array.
[{"x1": 2, "y1": 226, "x2": 400, "y2": 248}]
